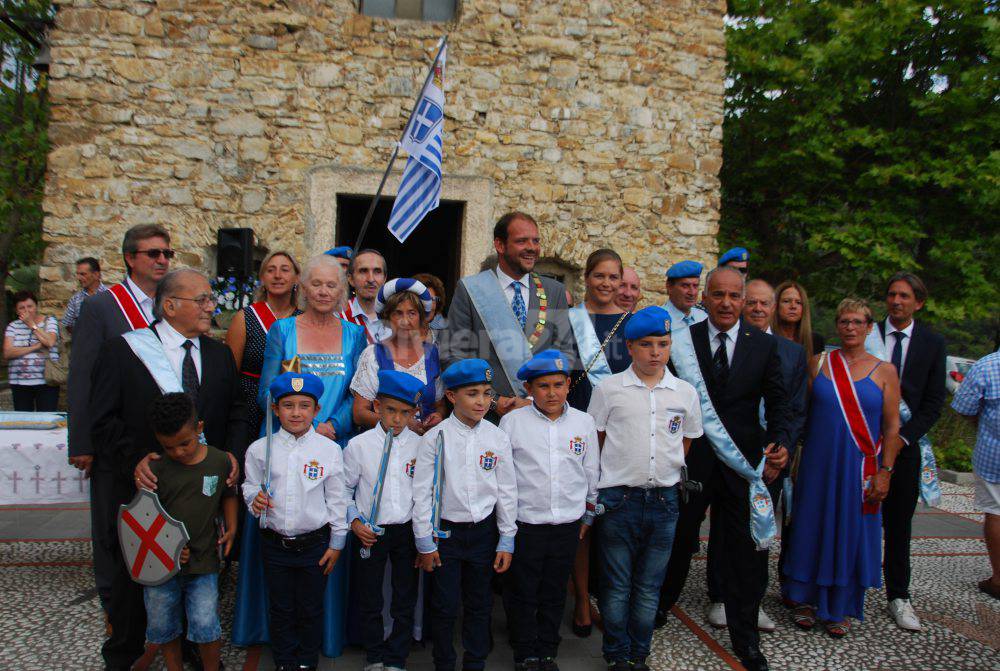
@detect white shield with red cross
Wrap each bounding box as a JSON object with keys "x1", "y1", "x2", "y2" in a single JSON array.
[{"x1": 117, "y1": 489, "x2": 190, "y2": 586}]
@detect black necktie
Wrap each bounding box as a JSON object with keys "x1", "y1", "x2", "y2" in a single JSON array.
[
  {"x1": 181, "y1": 340, "x2": 199, "y2": 400},
  {"x1": 713, "y1": 332, "x2": 729, "y2": 384},
  {"x1": 890, "y1": 331, "x2": 905, "y2": 378}
]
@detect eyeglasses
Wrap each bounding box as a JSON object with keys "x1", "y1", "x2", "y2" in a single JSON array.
[
  {"x1": 135, "y1": 249, "x2": 175, "y2": 260},
  {"x1": 837, "y1": 318, "x2": 869, "y2": 328},
  {"x1": 170, "y1": 294, "x2": 217, "y2": 308}
]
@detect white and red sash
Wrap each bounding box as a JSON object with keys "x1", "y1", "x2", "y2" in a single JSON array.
[
  {"x1": 340, "y1": 300, "x2": 374, "y2": 344},
  {"x1": 247, "y1": 301, "x2": 277, "y2": 334},
  {"x1": 108, "y1": 283, "x2": 149, "y2": 331},
  {"x1": 828, "y1": 349, "x2": 882, "y2": 515}
]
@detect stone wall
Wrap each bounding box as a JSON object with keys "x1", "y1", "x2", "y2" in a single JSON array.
[{"x1": 41, "y1": 0, "x2": 725, "y2": 308}]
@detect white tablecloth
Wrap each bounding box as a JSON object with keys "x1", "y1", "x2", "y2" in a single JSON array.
[{"x1": 0, "y1": 412, "x2": 89, "y2": 505}]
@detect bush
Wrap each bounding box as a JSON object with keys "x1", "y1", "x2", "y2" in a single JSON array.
[{"x1": 930, "y1": 404, "x2": 975, "y2": 472}]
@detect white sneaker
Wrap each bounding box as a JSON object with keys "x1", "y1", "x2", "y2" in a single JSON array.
[
  {"x1": 363, "y1": 663, "x2": 385, "y2": 671},
  {"x1": 706, "y1": 601, "x2": 727, "y2": 628},
  {"x1": 757, "y1": 607, "x2": 777, "y2": 632},
  {"x1": 888, "y1": 598, "x2": 922, "y2": 631}
]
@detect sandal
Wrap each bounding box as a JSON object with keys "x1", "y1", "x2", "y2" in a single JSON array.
[
  {"x1": 824, "y1": 619, "x2": 851, "y2": 638},
  {"x1": 792, "y1": 605, "x2": 816, "y2": 630}
]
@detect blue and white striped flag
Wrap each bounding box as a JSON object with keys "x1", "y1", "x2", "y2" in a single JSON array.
[{"x1": 387, "y1": 41, "x2": 447, "y2": 243}]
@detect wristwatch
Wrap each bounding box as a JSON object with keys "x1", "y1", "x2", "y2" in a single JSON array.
[{"x1": 880, "y1": 465, "x2": 894, "y2": 473}]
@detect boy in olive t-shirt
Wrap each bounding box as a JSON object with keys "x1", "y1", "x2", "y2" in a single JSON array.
[{"x1": 144, "y1": 393, "x2": 237, "y2": 671}]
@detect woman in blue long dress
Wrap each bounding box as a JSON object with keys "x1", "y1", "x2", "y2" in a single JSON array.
[
  {"x1": 566, "y1": 249, "x2": 632, "y2": 637},
  {"x1": 233, "y1": 254, "x2": 367, "y2": 660},
  {"x1": 782, "y1": 298, "x2": 903, "y2": 637}
]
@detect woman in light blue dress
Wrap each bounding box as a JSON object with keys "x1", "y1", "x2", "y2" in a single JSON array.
[{"x1": 233, "y1": 254, "x2": 367, "y2": 660}]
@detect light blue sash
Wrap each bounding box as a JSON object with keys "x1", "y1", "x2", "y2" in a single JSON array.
[
  {"x1": 758, "y1": 400, "x2": 795, "y2": 519},
  {"x1": 670, "y1": 327, "x2": 777, "y2": 549},
  {"x1": 463, "y1": 270, "x2": 531, "y2": 396},
  {"x1": 122, "y1": 328, "x2": 185, "y2": 394},
  {"x1": 568, "y1": 305, "x2": 612, "y2": 386},
  {"x1": 865, "y1": 331, "x2": 942, "y2": 507}
]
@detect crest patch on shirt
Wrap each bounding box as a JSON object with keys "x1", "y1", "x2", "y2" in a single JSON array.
[
  {"x1": 569, "y1": 436, "x2": 585, "y2": 456},
  {"x1": 202, "y1": 475, "x2": 218, "y2": 497},
  {"x1": 405, "y1": 458, "x2": 416, "y2": 478},
  {"x1": 479, "y1": 451, "x2": 498, "y2": 471},
  {"x1": 303, "y1": 460, "x2": 324, "y2": 480},
  {"x1": 668, "y1": 415, "x2": 682, "y2": 435}
]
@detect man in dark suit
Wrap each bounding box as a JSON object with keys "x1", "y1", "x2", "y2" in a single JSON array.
[
  {"x1": 66, "y1": 224, "x2": 172, "y2": 613},
  {"x1": 443, "y1": 211, "x2": 575, "y2": 415},
  {"x1": 90, "y1": 268, "x2": 247, "y2": 670},
  {"x1": 877, "y1": 272, "x2": 946, "y2": 631},
  {"x1": 658, "y1": 267, "x2": 790, "y2": 671}
]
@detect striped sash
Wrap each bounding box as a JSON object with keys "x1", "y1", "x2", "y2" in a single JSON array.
[
  {"x1": 827, "y1": 349, "x2": 881, "y2": 515},
  {"x1": 108, "y1": 283, "x2": 149, "y2": 330}
]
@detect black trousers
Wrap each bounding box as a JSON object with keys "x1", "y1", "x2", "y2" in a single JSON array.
[
  {"x1": 882, "y1": 444, "x2": 921, "y2": 600},
  {"x1": 357, "y1": 523, "x2": 418, "y2": 667},
  {"x1": 101, "y1": 477, "x2": 146, "y2": 670},
  {"x1": 260, "y1": 530, "x2": 330, "y2": 668},
  {"x1": 429, "y1": 515, "x2": 498, "y2": 671},
  {"x1": 90, "y1": 465, "x2": 117, "y2": 611},
  {"x1": 10, "y1": 383, "x2": 59, "y2": 411},
  {"x1": 504, "y1": 521, "x2": 580, "y2": 662}
]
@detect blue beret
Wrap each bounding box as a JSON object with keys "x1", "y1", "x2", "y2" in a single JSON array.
[
  {"x1": 718, "y1": 247, "x2": 749, "y2": 265},
  {"x1": 624, "y1": 306, "x2": 672, "y2": 340},
  {"x1": 375, "y1": 278, "x2": 435, "y2": 316},
  {"x1": 377, "y1": 370, "x2": 424, "y2": 407},
  {"x1": 324, "y1": 246, "x2": 353, "y2": 260},
  {"x1": 441, "y1": 358, "x2": 493, "y2": 390},
  {"x1": 269, "y1": 371, "x2": 324, "y2": 402},
  {"x1": 516, "y1": 349, "x2": 570, "y2": 382},
  {"x1": 666, "y1": 260, "x2": 703, "y2": 279}
]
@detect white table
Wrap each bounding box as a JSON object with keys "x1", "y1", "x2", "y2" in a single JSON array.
[{"x1": 0, "y1": 412, "x2": 89, "y2": 505}]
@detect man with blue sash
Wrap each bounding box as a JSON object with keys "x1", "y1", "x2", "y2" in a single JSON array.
[
  {"x1": 663, "y1": 260, "x2": 708, "y2": 329},
  {"x1": 866, "y1": 272, "x2": 946, "y2": 632},
  {"x1": 658, "y1": 267, "x2": 791, "y2": 671},
  {"x1": 89, "y1": 269, "x2": 247, "y2": 671},
  {"x1": 443, "y1": 212, "x2": 575, "y2": 417}
]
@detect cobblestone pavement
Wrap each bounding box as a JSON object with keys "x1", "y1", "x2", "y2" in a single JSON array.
[{"x1": 1, "y1": 482, "x2": 996, "y2": 670}]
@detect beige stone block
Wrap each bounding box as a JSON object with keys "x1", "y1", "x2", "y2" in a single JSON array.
[
  {"x1": 699, "y1": 156, "x2": 722, "y2": 176},
  {"x1": 58, "y1": 8, "x2": 107, "y2": 33},
  {"x1": 249, "y1": 11, "x2": 309, "y2": 29},
  {"x1": 214, "y1": 113, "x2": 266, "y2": 136},
  {"x1": 241, "y1": 189, "x2": 267, "y2": 213},
  {"x1": 145, "y1": 14, "x2": 165, "y2": 37},
  {"x1": 170, "y1": 67, "x2": 212, "y2": 88},
  {"x1": 108, "y1": 11, "x2": 143, "y2": 36},
  {"x1": 83, "y1": 157, "x2": 115, "y2": 178},
  {"x1": 306, "y1": 64, "x2": 342, "y2": 87},
  {"x1": 521, "y1": 36, "x2": 580, "y2": 57},
  {"x1": 47, "y1": 146, "x2": 81, "y2": 171},
  {"x1": 667, "y1": 153, "x2": 696, "y2": 172},
  {"x1": 329, "y1": 123, "x2": 363, "y2": 145},
  {"x1": 239, "y1": 137, "x2": 271, "y2": 162},
  {"x1": 109, "y1": 58, "x2": 163, "y2": 83},
  {"x1": 162, "y1": 187, "x2": 194, "y2": 205},
  {"x1": 622, "y1": 187, "x2": 651, "y2": 210}
]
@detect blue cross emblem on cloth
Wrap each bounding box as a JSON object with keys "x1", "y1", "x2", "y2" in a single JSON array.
[{"x1": 409, "y1": 99, "x2": 443, "y2": 144}]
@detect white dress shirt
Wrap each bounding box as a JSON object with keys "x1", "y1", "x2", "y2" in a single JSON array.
[
  {"x1": 884, "y1": 318, "x2": 915, "y2": 376},
  {"x1": 706, "y1": 319, "x2": 741, "y2": 365},
  {"x1": 665, "y1": 301, "x2": 708, "y2": 330},
  {"x1": 496, "y1": 266, "x2": 530, "y2": 311},
  {"x1": 242, "y1": 427, "x2": 349, "y2": 550},
  {"x1": 412, "y1": 414, "x2": 518, "y2": 554},
  {"x1": 155, "y1": 318, "x2": 202, "y2": 383},
  {"x1": 499, "y1": 403, "x2": 600, "y2": 525},
  {"x1": 343, "y1": 423, "x2": 420, "y2": 527},
  {"x1": 125, "y1": 275, "x2": 155, "y2": 323},
  {"x1": 588, "y1": 366, "x2": 703, "y2": 489},
  {"x1": 344, "y1": 297, "x2": 392, "y2": 343}
]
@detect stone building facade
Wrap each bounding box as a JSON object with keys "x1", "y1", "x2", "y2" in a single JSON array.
[{"x1": 40, "y1": 0, "x2": 725, "y2": 309}]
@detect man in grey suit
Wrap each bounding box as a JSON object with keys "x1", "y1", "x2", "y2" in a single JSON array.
[
  {"x1": 443, "y1": 211, "x2": 576, "y2": 416},
  {"x1": 66, "y1": 224, "x2": 172, "y2": 613}
]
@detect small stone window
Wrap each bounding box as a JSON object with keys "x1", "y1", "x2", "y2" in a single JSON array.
[{"x1": 360, "y1": 0, "x2": 457, "y2": 22}]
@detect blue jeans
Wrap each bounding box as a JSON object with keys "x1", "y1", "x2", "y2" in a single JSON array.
[
  {"x1": 597, "y1": 485, "x2": 679, "y2": 663},
  {"x1": 143, "y1": 572, "x2": 221, "y2": 644}
]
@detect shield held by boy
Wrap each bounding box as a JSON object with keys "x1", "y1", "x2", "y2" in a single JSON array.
[{"x1": 118, "y1": 489, "x2": 190, "y2": 586}]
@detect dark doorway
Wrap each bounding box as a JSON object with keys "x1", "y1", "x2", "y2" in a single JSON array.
[{"x1": 336, "y1": 195, "x2": 465, "y2": 310}]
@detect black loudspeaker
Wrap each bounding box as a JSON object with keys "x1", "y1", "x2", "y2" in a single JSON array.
[{"x1": 217, "y1": 228, "x2": 254, "y2": 278}]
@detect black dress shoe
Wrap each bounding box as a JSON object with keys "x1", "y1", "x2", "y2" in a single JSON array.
[
  {"x1": 606, "y1": 662, "x2": 630, "y2": 671},
  {"x1": 653, "y1": 608, "x2": 670, "y2": 629},
  {"x1": 572, "y1": 622, "x2": 592, "y2": 638},
  {"x1": 539, "y1": 657, "x2": 559, "y2": 671},
  {"x1": 514, "y1": 658, "x2": 540, "y2": 671},
  {"x1": 738, "y1": 649, "x2": 770, "y2": 671},
  {"x1": 181, "y1": 639, "x2": 203, "y2": 671}
]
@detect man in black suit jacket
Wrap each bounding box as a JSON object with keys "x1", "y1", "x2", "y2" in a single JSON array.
[
  {"x1": 658, "y1": 268, "x2": 791, "y2": 671},
  {"x1": 90, "y1": 269, "x2": 247, "y2": 670},
  {"x1": 67, "y1": 224, "x2": 172, "y2": 613},
  {"x1": 878, "y1": 272, "x2": 946, "y2": 631}
]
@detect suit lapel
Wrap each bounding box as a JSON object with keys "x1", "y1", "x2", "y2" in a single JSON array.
[
  {"x1": 729, "y1": 319, "x2": 753, "y2": 380},
  {"x1": 691, "y1": 321, "x2": 714, "y2": 383},
  {"x1": 878, "y1": 320, "x2": 886, "y2": 342}
]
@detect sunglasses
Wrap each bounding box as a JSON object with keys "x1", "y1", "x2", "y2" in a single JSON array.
[{"x1": 134, "y1": 249, "x2": 175, "y2": 260}]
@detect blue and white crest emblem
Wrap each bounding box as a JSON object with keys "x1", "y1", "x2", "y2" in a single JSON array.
[
  {"x1": 668, "y1": 415, "x2": 682, "y2": 435},
  {"x1": 752, "y1": 493, "x2": 771, "y2": 515},
  {"x1": 569, "y1": 436, "x2": 585, "y2": 456},
  {"x1": 303, "y1": 460, "x2": 324, "y2": 481},
  {"x1": 405, "y1": 458, "x2": 416, "y2": 479},
  {"x1": 409, "y1": 98, "x2": 443, "y2": 144},
  {"x1": 479, "y1": 451, "x2": 498, "y2": 471}
]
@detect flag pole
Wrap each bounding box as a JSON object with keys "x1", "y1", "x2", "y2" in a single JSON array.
[{"x1": 352, "y1": 35, "x2": 448, "y2": 256}]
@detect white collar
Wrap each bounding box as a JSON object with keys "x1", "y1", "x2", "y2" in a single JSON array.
[
  {"x1": 125, "y1": 275, "x2": 153, "y2": 305},
  {"x1": 622, "y1": 364, "x2": 677, "y2": 390},
  {"x1": 496, "y1": 266, "x2": 528, "y2": 289},
  {"x1": 157, "y1": 318, "x2": 201, "y2": 351},
  {"x1": 885, "y1": 318, "x2": 914, "y2": 338},
  {"x1": 277, "y1": 426, "x2": 316, "y2": 445},
  {"x1": 669, "y1": 299, "x2": 690, "y2": 316},
  {"x1": 765, "y1": 326, "x2": 773, "y2": 335},
  {"x1": 374, "y1": 421, "x2": 413, "y2": 442},
  {"x1": 446, "y1": 412, "x2": 483, "y2": 434},
  {"x1": 706, "y1": 318, "x2": 741, "y2": 343},
  {"x1": 350, "y1": 296, "x2": 376, "y2": 322},
  {"x1": 529, "y1": 401, "x2": 569, "y2": 423}
]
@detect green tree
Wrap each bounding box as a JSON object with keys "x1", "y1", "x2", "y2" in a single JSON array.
[
  {"x1": 1, "y1": 1, "x2": 51, "y2": 329},
  {"x1": 721, "y1": 1, "x2": 999, "y2": 354}
]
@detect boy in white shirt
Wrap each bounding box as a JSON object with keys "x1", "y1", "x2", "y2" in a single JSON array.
[
  {"x1": 587, "y1": 306, "x2": 703, "y2": 671},
  {"x1": 242, "y1": 371, "x2": 348, "y2": 671},
  {"x1": 500, "y1": 349, "x2": 600, "y2": 671},
  {"x1": 344, "y1": 370, "x2": 425, "y2": 671},
  {"x1": 412, "y1": 358, "x2": 518, "y2": 671}
]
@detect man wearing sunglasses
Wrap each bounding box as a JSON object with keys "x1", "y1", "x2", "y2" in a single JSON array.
[{"x1": 66, "y1": 225, "x2": 173, "y2": 634}]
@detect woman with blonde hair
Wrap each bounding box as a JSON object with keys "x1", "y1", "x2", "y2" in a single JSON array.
[
  {"x1": 772, "y1": 280, "x2": 825, "y2": 360},
  {"x1": 225, "y1": 250, "x2": 301, "y2": 435}
]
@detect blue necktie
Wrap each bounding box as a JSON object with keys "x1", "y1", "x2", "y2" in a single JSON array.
[
  {"x1": 684, "y1": 314, "x2": 694, "y2": 326},
  {"x1": 511, "y1": 281, "x2": 527, "y2": 329},
  {"x1": 890, "y1": 331, "x2": 905, "y2": 378}
]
